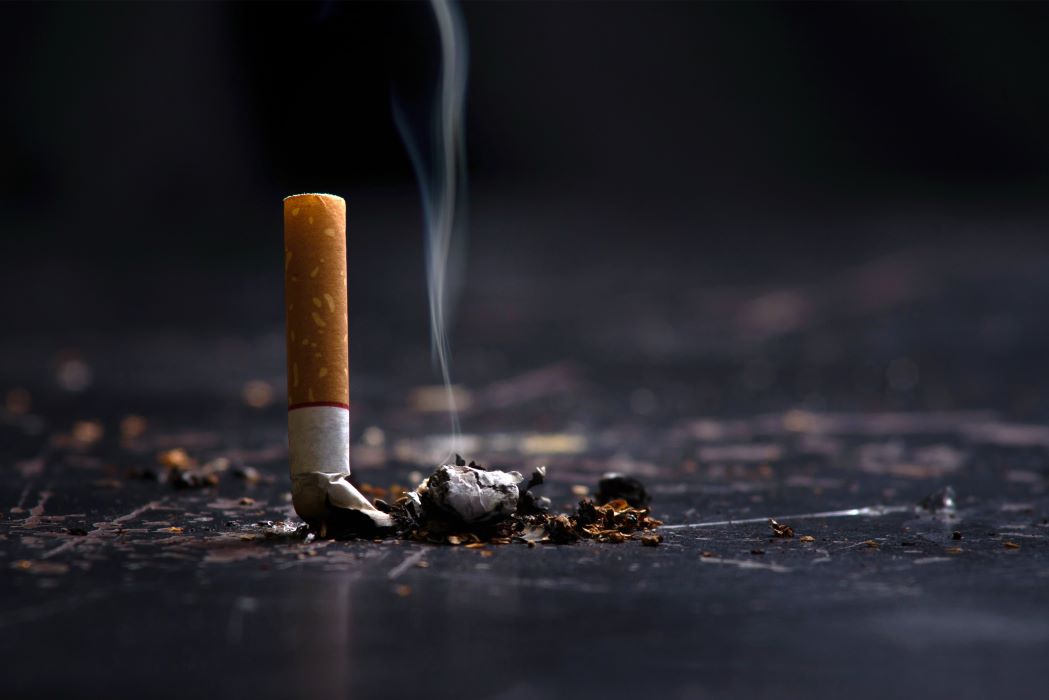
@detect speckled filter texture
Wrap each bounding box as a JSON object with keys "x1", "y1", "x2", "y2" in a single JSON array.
[{"x1": 283, "y1": 193, "x2": 349, "y2": 409}]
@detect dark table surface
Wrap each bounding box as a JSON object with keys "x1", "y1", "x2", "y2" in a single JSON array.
[{"x1": 3, "y1": 204, "x2": 1049, "y2": 700}]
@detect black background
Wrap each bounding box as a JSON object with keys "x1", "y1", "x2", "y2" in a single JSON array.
[{"x1": 2, "y1": 1, "x2": 1049, "y2": 412}]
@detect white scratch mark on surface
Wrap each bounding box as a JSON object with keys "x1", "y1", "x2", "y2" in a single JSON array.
[
  {"x1": 661, "y1": 504, "x2": 913, "y2": 530},
  {"x1": 699, "y1": 557, "x2": 792, "y2": 573},
  {"x1": 387, "y1": 549, "x2": 427, "y2": 580}
]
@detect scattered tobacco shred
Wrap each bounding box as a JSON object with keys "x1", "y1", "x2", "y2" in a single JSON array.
[
  {"x1": 392, "y1": 497, "x2": 662, "y2": 547},
  {"x1": 770, "y1": 518, "x2": 794, "y2": 538},
  {"x1": 1004, "y1": 541, "x2": 1021, "y2": 549}
]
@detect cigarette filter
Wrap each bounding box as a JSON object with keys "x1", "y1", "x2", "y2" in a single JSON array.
[{"x1": 284, "y1": 193, "x2": 392, "y2": 532}]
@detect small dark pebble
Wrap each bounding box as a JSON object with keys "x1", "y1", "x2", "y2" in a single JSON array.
[
  {"x1": 596, "y1": 473, "x2": 650, "y2": 508},
  {"x1": 952, "y1": 531, "x2": 962, "y2": 540},
  {"x1": 66, "y1": 527, "x2": 89, "y2": 536},
  {"x1": 751, "y1": 549, "x2": 765, "y2": 555},
  {"x1": 901, "y1": 541, "x2": 917, "y2": 547}
]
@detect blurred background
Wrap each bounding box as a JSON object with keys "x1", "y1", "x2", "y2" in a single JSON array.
[{"x1": 2, "y1": 0, "x2": 1049, "y2": 423}]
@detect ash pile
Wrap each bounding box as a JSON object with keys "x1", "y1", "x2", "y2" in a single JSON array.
[{"x1": 357, "y1": 457, "x2": 663, "y2": 546}]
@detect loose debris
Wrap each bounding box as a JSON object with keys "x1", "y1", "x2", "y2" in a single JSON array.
[
  {"x1": 339, "y1": 456, "x2": 662, "y2": 546},
  {"x1": 119, "y1": 414, "x2": 148, "y2": 441},
  {"x1": 233, "y1": 465, "x2": 274, "y2": 485},
  {"x1": 1004, "y1": 541, "x2": 1021, "y2": 549},
  {"x1": 770, "y1": 518, "x2": 794, "y2": 538},
  {"x1": 157, "y1": 450, "x2": 229, "y2": 489},
  {"x1": 919, "y1": 485, "x2": 957, "y2": 513},
  {"x1": 798, "y1": 535, "x2": 815, "y2": 543}
]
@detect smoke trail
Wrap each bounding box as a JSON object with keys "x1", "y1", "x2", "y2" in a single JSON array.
[{"x1": 393, "y1": 0, "x2": 468, "y2": 458}]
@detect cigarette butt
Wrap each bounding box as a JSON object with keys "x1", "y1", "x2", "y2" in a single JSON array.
[{"x1": 284, "y1": 193, "x2": 391, "y2": 532}]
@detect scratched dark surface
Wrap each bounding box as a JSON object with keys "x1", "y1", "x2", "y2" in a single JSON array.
[{"x1": 3, "y1": 218, "x2": 1049, "y2": 700}]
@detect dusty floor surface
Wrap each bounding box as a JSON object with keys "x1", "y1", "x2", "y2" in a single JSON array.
[{"x1": 3, "y1": 217, "x2": 1049, "y2": 699}]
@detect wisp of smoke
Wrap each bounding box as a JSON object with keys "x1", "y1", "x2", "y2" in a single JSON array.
[{"x1": 393, "y1": 0, "x2": 468, "y2": 459}]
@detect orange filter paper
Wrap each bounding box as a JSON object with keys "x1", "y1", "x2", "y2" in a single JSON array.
[{"x1": 283, "y1": 194, "x2": 349, "y2": 410}]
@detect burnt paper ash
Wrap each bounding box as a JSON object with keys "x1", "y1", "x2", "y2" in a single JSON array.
[{"x1": 417, "y1": 458, "x2": 523, "y2": 524}]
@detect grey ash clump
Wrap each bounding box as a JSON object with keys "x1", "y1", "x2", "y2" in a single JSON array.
[{"x1": 418, "y1": 458, "x2": 523, "y2": 524}]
